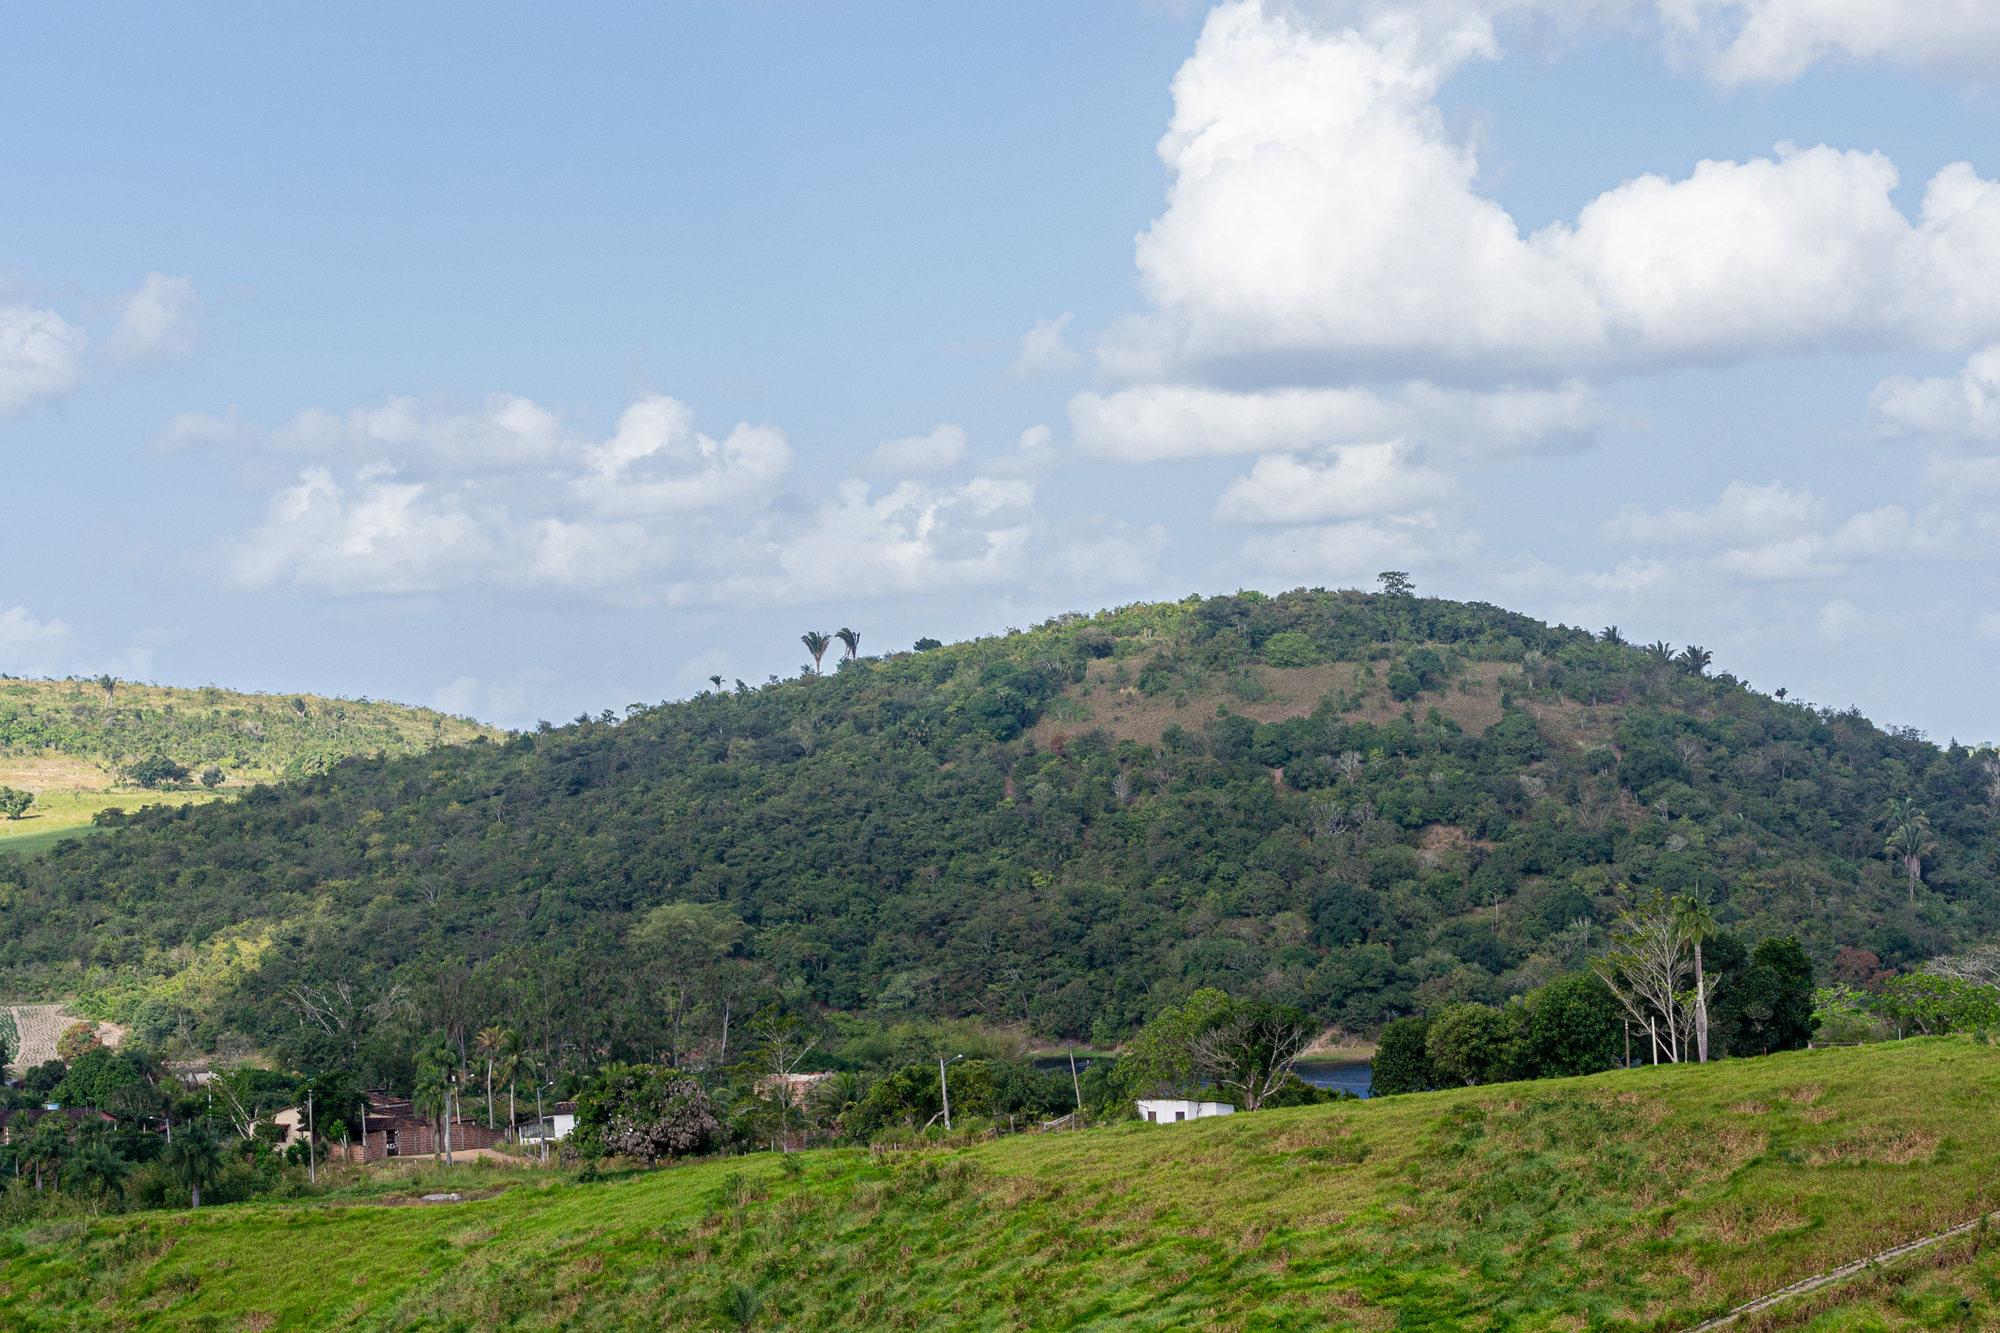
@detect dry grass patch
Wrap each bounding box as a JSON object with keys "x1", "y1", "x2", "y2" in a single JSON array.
[
  {"x1": 1271, "y1": 1120, "x2": 1357, "y2": 1152},
  {"x1": 1730, "y1": 1100, "x2": 1771, "y2": 1115},
  {"x1": 1805, "y1": 1127, "x2": 1941, "y2": 1166},
  {"x1": 1786, "y1": 1084, "x2": 1825, "y2": 1105},
  {"x1": 1707, "y1": 1205, "x2": 1814, "y2": 1244}
]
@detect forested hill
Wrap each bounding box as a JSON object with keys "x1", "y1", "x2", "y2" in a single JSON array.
[{"x1": 0, "y1": 588, "x2": 1993, "y2": 1065}]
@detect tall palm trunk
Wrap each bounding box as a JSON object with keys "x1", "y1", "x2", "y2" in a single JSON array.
[
  {"x1": 1693, "y1": 940, "x2": 1709, "y2": 1063},
  {"x1": 486, "y1": 1059, "x2": 494, "y2": 1129}
]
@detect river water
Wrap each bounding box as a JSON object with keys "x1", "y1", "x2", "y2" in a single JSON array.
[
  {"x1": 1035, "y1": 1055, "x2": 1374, "y2": 1099},
  {"x1": 1294, "y1": 1059, "x2": 1373, "y2": 1098}
]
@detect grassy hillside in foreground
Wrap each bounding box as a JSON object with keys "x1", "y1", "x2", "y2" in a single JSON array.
[{"x1": 9, "y1": 1038, "x2": 2000, "y2": 1332}]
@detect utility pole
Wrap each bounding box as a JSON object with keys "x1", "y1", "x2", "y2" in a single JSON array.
[
  {"x1": 307, "y1": 1088, "x2": 316, "y2": 1185},
  {"x1": 536, "y1": 1081, "x2": 550, "y2": 1164},
  {"x1": 938, "y1": 1054, "x2": 963, "y2": 1131},
  {"x1": 1067, "y1": 1047, "x2": 1082, "y2": 1112}
]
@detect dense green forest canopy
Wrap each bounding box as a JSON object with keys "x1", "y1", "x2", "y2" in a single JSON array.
[{"x1": 0, "y1": 587, "x2": 1993, "y2": 1076}]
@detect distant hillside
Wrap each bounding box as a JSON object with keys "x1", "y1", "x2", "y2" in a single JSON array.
[
  {"x1": 2, "y1": 1039, "x2": 1993, "y2": 1332},
  {"x1": 0, "y1": 588, "x2": 1992, "y2": 1066},
  {"x1": 0, "y1": 676, "x2": 499, "y2": 779},
  {"x1": 0, "y1": 677, "x2": 503, "y2": 858}
]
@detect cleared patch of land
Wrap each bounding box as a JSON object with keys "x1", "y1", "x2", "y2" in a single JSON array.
[
  {"x1": 1025, "y1": 650, "x2": 1633, "y2": 754},
  {"x1": 6, "y1": 1038, "x2": 2000, "y2": 1332},
  {"x1": 3, "y1": 1003, "x2": 122, "y2": 1072},
  {"x1": 0, "y1": 784, "x2": 229, "y2": 855}
]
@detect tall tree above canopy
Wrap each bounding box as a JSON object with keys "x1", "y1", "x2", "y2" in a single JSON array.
[
  {"x1": 1674, "y1": 896, "x2": 1722, "y2": 1063},
  {"x1": 800, "y1": 632, "x2": 831, "y2": 675},
  {"x1": 1884, "y1": 798, "x2": 1936, "y2": 901}
]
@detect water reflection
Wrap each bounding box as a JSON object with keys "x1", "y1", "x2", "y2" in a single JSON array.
[{"x1": 1294, "y1": 1060, "x2": 1373, "y2": 1098}]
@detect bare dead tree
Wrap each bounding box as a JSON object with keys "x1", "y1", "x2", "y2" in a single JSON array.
[
  {"x1": 1591, "y1": 890, "x2": 1694, "y2": 1064},
  {"x1": 1186, "y1": 1007, "x2": 1314, "y2": 1112},
  {"x1": 1925, "y1": 944, "x2": 2000, "y2": 993}
]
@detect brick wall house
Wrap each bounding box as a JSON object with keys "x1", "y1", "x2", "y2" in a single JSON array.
[{"x1": 332, "y1": 1090, "x2": 510, "y2": 1163}]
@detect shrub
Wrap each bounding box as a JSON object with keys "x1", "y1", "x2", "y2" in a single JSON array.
[
  {"x1": 125, "y1": 754, "x2": 191, "y2": 789},
  {"x1": 1262, "y1": 632, "x2": 1318, "y2": 668},
  {"x1": 1426, "y1": 1004, "x2": 1515, "y2": 1086},
  {"x1": 1514, "y1": 974, "x2": 1623, "y2": 1078},
  {"x1": 55, "y1": 1021, "x2": 103, "y2": 1063},
  {"x1": 574, "y1": 1064, "x2": 719, "y2": 1163},
  {"x1": 1371, "y1": 1015, "x2": 1438, "y2": 1094}
]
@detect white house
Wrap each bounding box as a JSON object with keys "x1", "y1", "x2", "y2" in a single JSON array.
[
  {"x1": 517, "y1": 1101, "x2": 577, "y2": 1143},
  {"x1": 1135, "y1": 1099, "x2": 1235, "y2": 1123}
]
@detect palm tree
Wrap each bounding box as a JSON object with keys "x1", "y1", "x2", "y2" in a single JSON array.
[
  {"x1": 498, "y1": 1029, "x2": 525, "y2": 1136},
  {"x1": 1677, "y1": 645, "x2": 1712, "y2": 677},
  {"x1": 709, "y1": 675, "x2": 724, "y2": 693},
  {"x1": 800, "y1": 631, "x2": 831, "y2": 675},
  {"x1": 414, "y1": 1056, "x2": 451, "y2": 1165},
  {"x1": 68, "y1": 1143, "x2": 132, "y2": 1211},
  {"x1": 1644, "y1": 641, "x2": 1675, "y2": 666},
  {"x1": 1885, "y1": 798, "x2": 1937, "y2": 901},
  {"x1": 1675, "y1": 896, "x2": 1721, "y2": 1063},
  {"x1": 23, "y1": 1117, "x2": 70, "y2": 1193},
  {"x1": 1599, "y1": 626, "x2": 1625, "y2": 646},
  {"x1": 97, "y1": 673, "x2": 116, "y2": 705},
  {"x1": 835, "y1": 627, "x2": 860, "y2": 662},
  {"x1": 474, "y1": 1025, "x2": 507, "y2": 1128},
  {"x1": 163, "y1": 1119, "x2": 225, "y2": 1208}
]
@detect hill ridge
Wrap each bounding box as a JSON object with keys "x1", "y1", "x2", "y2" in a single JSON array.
[{"x1": 0, "y1": 588, "x2": 1989, "y2": 1070}]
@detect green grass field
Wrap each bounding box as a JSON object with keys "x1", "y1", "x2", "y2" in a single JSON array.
[
  {"x1": 0, "y1": 820, "x2": 109, "y2": 859},
  {"x1": 0, "y1": 788, "x2": 224, "y2": 857},
  {"x1": 7, "y1": 1038, "x2": 2000, "y2": 1331}
]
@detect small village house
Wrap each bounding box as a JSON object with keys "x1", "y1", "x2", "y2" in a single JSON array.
[{"x1": 1134, "y1": 1099, "x2": 1234, "y2": 1123}]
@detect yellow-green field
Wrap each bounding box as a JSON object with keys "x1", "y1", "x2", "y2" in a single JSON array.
[
  {"x1": 0, "y1": 787, "x2": 227, "y2": 857},
  {"x1": 0, "y1": 677, "x2": 505, "y2": 855},
  {"x1": 6, "y1": 1038, "x2": 2000, "y2": 1331}
]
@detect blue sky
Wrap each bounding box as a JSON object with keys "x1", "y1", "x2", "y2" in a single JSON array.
[{"x1": 5, "y1": 1, "x2": 2000, "y2": 738}]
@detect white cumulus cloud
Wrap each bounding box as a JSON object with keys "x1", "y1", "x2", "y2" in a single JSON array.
[
  {"x1": 1007, "y1": 313, "x2": 1081, "y2": 381},
  {"x1": 0, "y1": 303, "x2": 86, "y2": 418},
  {"x1": 104, "y1": 273, "x2": 200, "y2": 367},
  {"x1": 1099, "y1": 1, "x2": 2000, "y2": 386},
  {"x1": 1870, "y1": 346, "x2": 2000, "y2": 443},
  {"x1": 1660, "y1": 0, "x2": 2000, "y2": 86},
  {"x1": 0, "y1": 602, "x2": 78, "y2": 675},
  {"x1": 196, "y1": 388, "x2": 1161, "y2": 608},
  {"x1": 864, "y1": 423, "x2": 968, "y2": 477},
  {"x1": 1216, "y1": 443, "x2": 1461, "y2": 523},
  {"x1": 1070, "y1": 380, "x2": 1605, "y2": 463},
  {"x1": 1601, "y1": 480, "x2": 1961, "y2": 581}
]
